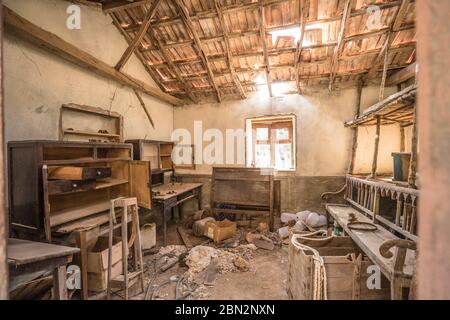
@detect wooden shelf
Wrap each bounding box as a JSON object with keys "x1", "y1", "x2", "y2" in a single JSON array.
[
  {"x1": 50, "y1": 200, "x2": 111, "y2": 227},
  {"x1": 44, "y1": 157, "x2": 131, "y2": 165},
  {"x1": 63, "y1": 129, "x2": 121, "y2": 138},
  {"x1": 95, "y1": 178, "x2": 128, "y2": 189}
]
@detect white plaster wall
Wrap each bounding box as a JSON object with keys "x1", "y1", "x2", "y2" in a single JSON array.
[
  {"x1": 174, "y1": 86, "x2": 398, "y2": 176},
  {"x1": 3, "y1": 0, "x2": 174, "y2": 142}
]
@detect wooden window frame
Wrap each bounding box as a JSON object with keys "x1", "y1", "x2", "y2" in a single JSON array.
[{"x1": 248, "y1": 115, "x2": 296, "y2": 171}]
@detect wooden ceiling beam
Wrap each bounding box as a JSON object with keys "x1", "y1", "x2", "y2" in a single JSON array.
[
  {"x1": 114, "y1": 0, "x2": 161, "y2": 71},
  {"x1": 295, "y1": 0, "x2": 309, "y2": 93},
  {"x1": 258, "y1": 0, "x2": 272, "y2": 97},
  {"x1": 103, "y1": 0, "x2": 152, "y2": 14},
  {"x1": 3, "y1": 6, "x2": 183, "y2": 106},
  {"x1": 367, "y1": 0, "x2": 410, "y2": 78},
  {"x1": 214, "y1": 0, "x2": 246, "y2": 99},
  {"x1": 110, "y1": 13, "x2": 169, "y2": 95},
  {"x1": 329, "y1": 0, "x2": 353, "y2": 91},
  {"x1": 173, "y1": 0, "x2": 221, "y2": 102},
  {"x1": 386, "y1": 61, "x2": 417, "y2": 86}
]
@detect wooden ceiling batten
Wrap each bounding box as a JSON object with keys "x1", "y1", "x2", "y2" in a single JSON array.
[
  {"x1": 84, "y1": 0, "x2": 417, "y2": 103},
  {"x1": 173, "y1": 0, "x2": 221, "y2": 102},
  {"x1": 214, "y1": 0, "x2": 246, "y2": 99}
]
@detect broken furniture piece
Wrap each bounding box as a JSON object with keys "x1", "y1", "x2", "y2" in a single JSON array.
[
  {"x1": 7, "y1": 238, "x2": 79, "y2": 300},
  {"x1": 7, "y1": 140, "x2": 152, "y2": 300},
  {"x1": 59, "y1": 103, "x2": 124, "y2": 143},
  {"x1": 211, "y1": 167, "x2": 280, "y2": 231},
  {"x1": 107, "y1": 198, "x2": 145, "y2": 300},
  {"x1": 152, "y1": 182, "x2": 203, "y2": 245}
]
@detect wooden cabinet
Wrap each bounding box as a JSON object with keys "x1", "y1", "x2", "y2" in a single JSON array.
[
  {"x1": 8, "y1": 141, "x2": 152, "y2": 241},
  {"x1": 126, "y1": 139, "x2": 174, "y2": 187}
]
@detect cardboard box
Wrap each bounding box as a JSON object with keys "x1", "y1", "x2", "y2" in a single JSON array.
[
  {"x1": 87, "y1": 236, "x2": 122, "y2": 273},
  {"x1": 204, "y1": 219, "x2": 237, "y2": 242},
  {"x1": 88, "y1": 260, "x2": 123, "y2": 292}
]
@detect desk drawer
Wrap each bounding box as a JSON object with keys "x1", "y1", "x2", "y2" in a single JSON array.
[
  {"x1": 48, "y1": 179, "x2": 96, "y2": 195},
  {"x1": 48, "y1": 166, "x2": 112, "y2": 180}
]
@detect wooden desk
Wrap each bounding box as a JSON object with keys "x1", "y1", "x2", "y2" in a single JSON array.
[
  {"x1": 8, "y1": 239, "x2": 79, "y2": 300},
  {"x1": 153, "y1": 182, "x2": 203, "y2": 245}
]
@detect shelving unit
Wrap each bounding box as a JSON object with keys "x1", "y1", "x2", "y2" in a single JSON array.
[
  {"x1": 126, "y1": 139, "x2": 175, "y2": 186},
  {"x1": 59, "y1": 103, "x2": 124, "y2": 143}
]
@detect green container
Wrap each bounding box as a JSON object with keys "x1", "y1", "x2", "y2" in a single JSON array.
[{"x1": 392, "y1": 152, "x2": 411, "y2": 181}]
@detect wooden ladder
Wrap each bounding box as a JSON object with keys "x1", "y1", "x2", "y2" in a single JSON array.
[{"x1": 107, "y1": 197, "x2": 145, "y2": 300}]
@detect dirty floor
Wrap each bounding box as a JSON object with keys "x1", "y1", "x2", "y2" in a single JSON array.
[{"x1": 131, "y1": 222, "x2": 289, "y2": 300}]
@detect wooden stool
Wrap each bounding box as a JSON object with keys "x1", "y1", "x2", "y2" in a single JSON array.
[{"x1": 107, "y1": 197, "x2": 145, "y2": 300}]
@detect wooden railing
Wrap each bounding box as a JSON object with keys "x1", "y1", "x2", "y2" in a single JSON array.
[{"x1": 345, "y1": 176, "x2": 419, "y2": 241}]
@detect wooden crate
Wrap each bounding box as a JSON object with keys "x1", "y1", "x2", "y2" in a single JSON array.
[{"x1": 288, "y1": 235, "x2": 390, "y2": 300}]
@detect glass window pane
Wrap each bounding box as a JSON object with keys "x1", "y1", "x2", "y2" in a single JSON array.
[
  {"x1": 255, "y1": 144, "x2": 271, "y2": 167},
  {"x1": 256, "y1": 127, "x2": 269, "y2": 140},
  {"x1": 276, "y1": 128, "x2": 289, "y2": 140},
  {"x1": 275, "y1": 143, "x2": 292, "y2": 170}
]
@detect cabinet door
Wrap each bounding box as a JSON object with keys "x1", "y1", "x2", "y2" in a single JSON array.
[{"x1": 130, "y1": 161, "x2": 152, "y2": 209}]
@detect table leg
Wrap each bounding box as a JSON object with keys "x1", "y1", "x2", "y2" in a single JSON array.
[
  {"x1": 76, "y1": 231, "x2": 89, "y2": 300},
  {"x1": 197, "y1": 188, "x2": 203, "y2": 210},
  {"x1": 163, "y1": 204, "x2": 169, "y2": 246},
  {"x1": 53, "y1": 265, "x2": 67, "y2": 300}
]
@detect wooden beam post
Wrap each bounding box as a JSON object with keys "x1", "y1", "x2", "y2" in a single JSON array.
[
  {"x1": 115, "y1": 0, "x2": 162, "y2": 71},
  {"x1": 259, "y1": 0, "x2": 272, "y2": 97},
  {"x1": 0, "y1": 4, "x2": 8, "y2": 299},
  {"x1": 370, "y1": 116, "x2": 381, "y2": 178},
  {"x1": 3, "y1": 6, "x2": 183, "y2": 106},
  {"x1": 133, "y1": 89, "x2": 155, "y2": 129},
  {"x1": 329, "y1": 0, "x2": 353, "y2": 91},
  {"x1": 400, "y1": 124, "x2": 405, "y2": 152},
  {"x1": 214, "y1": 0, "x2": 246, "y2": 99},
  {"x1": 347, "y1": 77, "x2": 364, "y2": 174},
  {"x1": 173, "y1": 0, "x2": 221, "y2": 102},
  {"x1": 408, "y1": 105, "x2": 418, "y2": 188}
]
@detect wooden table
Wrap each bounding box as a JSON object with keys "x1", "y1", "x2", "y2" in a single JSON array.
[
  {"x1": 152, "y1": 182, "x2": 203, "y2": 245},
  {"x1": 8, "y1": 238, "x2": 79, "y2": 300}
]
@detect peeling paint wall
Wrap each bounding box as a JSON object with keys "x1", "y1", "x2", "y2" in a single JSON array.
[{"x1": 3, "y1": 0, "x2": 174, "y2": 143}]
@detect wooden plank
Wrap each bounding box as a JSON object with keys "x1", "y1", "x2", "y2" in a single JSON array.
[
  {"x1": 115, "y1": 0, "x2": 161, "y2": 70},
  {"x1": 3, "y1": 6, "x2": 183, "y2": 106},
  {"x1": 50, "y1": 200, "x2": 111, "y2": 227},
  {"x1": 177, "y1": 227, "x2": 193, "y2": 250}
]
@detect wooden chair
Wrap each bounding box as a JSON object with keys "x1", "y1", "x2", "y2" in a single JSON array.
[{"x1": 107, "y1": 198, "x2": 145, "y2": 300}]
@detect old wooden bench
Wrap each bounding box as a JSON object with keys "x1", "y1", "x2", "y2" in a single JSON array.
[{"x1": 322, "y1": 176, "x2": 418, "y2": 300}]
